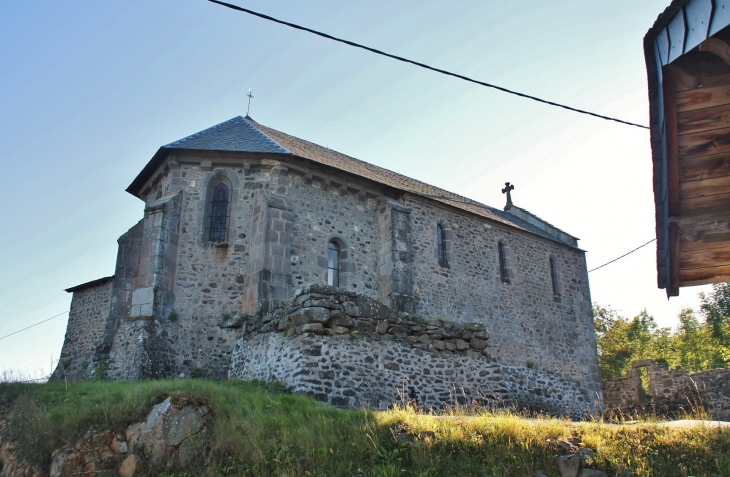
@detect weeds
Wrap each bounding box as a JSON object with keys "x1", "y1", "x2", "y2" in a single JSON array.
[{"x1": 0, "y1": 379, "x2": 728, "y2": 476}]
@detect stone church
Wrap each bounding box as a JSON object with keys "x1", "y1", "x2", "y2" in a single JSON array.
[{"x1": 55, "y1": 116, "x2": 602, "y2": 416}]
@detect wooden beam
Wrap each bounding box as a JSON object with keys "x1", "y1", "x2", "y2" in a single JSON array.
[
  {"x1": 680, "y1": 243, "x2": 730, "y2": 269},
  {"x1": 669, "y1": 227, "x2": 680, "y2": 297},
  {"x1": 677, "y1": 102, "x2": 730, "y2": 135},
  {"x1": 679, "y1": 191, "x2": 730, "y2": 214},
  {"x1": 678, "y1": 126, "x2": 730, "y2": 157},
  {"x1": 665, "y1": 78, "x2": 680, "y2": 216},
  {"x1": 680, "y1": 233, "x2": 730, "y2": 251},
  {"x1": 665, "y1": 63, "x2": 700, "y2": 90},
  {"x1": 679, "y1": 152, "x2": 730, "y2": 181},
  {"x1": 676, "y1": 84, "x2": 730, "y2": 112},
  {"x1": 679, "y1": 174, "x2": 730, "y2": 198},
  {"x1": 699, "y1": 37, "x2": 730, "y2": 67},
  {"x1": 670, "y1": 211, "x2": 730, "y2": 241},
  {"x1": 679, "y1": 264, "x2": 730, "y2": 286}
]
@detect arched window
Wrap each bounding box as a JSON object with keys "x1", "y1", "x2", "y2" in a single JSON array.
[
  {"x1": 437, "y1": 224, "x2": 448, "y2": 267},
  {"x1": 208, "y1": 182, "x2": 230, "y2": 242},
  {"x1": 327, "y1": 241, "x2": 340, "y2": 287},
  {"x1": 498, "y1": 241, "x2": 509, "y2": 283},
  {"x1": 549, "y1": 257, "x2": 561, "y2": 296}
]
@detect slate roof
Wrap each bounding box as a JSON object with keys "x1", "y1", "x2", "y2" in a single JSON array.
[
  {"x1": 164, "y1": 116, "x2": 290, "y2": 154},
  {"x1": 66, "y1": 276, "x2": 115, "y2": 293},
  {"x1": 127, "y1": 116, "x2": 579, "y2": 248}
]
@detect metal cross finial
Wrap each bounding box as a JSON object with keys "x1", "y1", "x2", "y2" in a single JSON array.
[
  {"x1": 246, "y1": 88, "x2": 254, "y2": 116},
  {"x1": 502, "y1": 182, "x2": 515, "y2": 211}
]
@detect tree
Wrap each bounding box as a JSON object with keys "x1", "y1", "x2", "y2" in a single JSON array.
[{"x1": 700, "y1": 282, "x2": 730, "y2": 344}]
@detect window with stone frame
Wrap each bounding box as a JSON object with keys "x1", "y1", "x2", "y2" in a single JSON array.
[
  {"x1": 327, "y1": 240, "x2": 340, "y2": 287},
  {"x1": 549, "y1": 256, "x2": 562, "y2": 296},
  {"x1": 207, "y1": 182, "x2": 230, "y2": 242},
  {"x1": 498, "y1": 241, "x2": 511, "y2": 283},
  {"x1": 437, "y1": 224, "x2": 448, "y2": 267}
]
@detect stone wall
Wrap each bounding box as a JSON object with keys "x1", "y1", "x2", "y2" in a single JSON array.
[
  {"x1": 601, "y1": 369, "x2": 643, "y2": 409},
  {"x1": 57, "y1": 153, "x2": 600, "y2": 394},
  {"x1": 228, "y1": 286, "x2": 599, "y2": 417},
  {"x1": 230, "y1": 333, "x2": 596, "y2": 418},
  {"x1": 403, "y1": 195, "x2": 601, "y2": 397},
  {"x1": 603, "y1": 360, "x2": 730, "y2": 420},
  {"x1": 689, "y1": 368, "x2": 730, "y2": 421},
  {"x1": 53, "y1": 280, "x2": 113, "y2": 379}
]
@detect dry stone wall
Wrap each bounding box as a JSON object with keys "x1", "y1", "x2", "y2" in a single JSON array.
[
  {"x1": 228, "y1": 285, "x2": 599, "y2": 417},
  {"x1": 603, "y1": 360, "x2": 730, "y2": 420}
]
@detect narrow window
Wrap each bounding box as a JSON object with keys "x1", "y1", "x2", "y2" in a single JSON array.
[
  {"x1": 327, "y1": 241, "x2": 340, "y2": 287},
  {"x1": 550, "y1": 257, "x2": 560, "y2": 296},
  {"x1": 437, "y1": 224, "x2": 448, "y2": 266},
  {"x1": 208, "y1": 183, "x2": 230, "y2": 242},
  {"x1": 498, "y1": 242, "x2": 509, "y2": 283}
]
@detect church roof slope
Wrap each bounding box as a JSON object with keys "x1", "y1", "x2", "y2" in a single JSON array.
[
  {"x1": 164, "y1": 116, "x2": 290, "y2": 154},
  {"x1": 248, "y1": 118, "x2": 579, "y2": 248},
  {"x1": 128, "y1": 116, "x2": 579, "y2": 248}
]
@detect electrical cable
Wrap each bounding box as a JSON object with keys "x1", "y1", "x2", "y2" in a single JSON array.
[
  {"x1": 207, "y1": 0, "x2": 649, "y2": 129},
  {"x1": 0, "y1": 311, "x2": 68, "y2": 341},
  {"x1": 588, "y1": 238, "x2": 656, "y2": 273}
]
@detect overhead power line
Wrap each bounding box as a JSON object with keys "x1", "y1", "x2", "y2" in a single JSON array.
[
  {"x1": 207, "y1": 0, "x2": 649, "y2": 129},
  {"x1": 588, "y1": 238, "x2": 656, "y2": 273},
  {"x1": 0, "y1": 311, "x2": 68, "y2": 341}
]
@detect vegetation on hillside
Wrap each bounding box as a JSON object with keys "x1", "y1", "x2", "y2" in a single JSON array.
[
  {"x1": 594, "y1": 283, "x2": 730, "y2": 380},
  {"x1": 1, "y1": 379, "x2": 729, "y2": 477}
]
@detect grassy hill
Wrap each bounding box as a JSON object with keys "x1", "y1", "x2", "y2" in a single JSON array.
[{"x1": 1, "y1": 379, "x2": 729, "y2": 476}]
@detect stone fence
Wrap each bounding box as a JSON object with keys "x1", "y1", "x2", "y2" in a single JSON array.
[
  {"x1": 220, "y1": 283, "x2": 491, "y2": 358},
  {"x1": 602, "y1": 359, "x2": 730, "y2": 421}
]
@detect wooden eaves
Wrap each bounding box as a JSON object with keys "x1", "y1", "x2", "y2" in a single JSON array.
[{"x1": 645, "y1": 0, "x2": 730, "y2": 297}]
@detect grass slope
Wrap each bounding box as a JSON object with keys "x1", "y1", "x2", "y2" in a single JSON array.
[{"x1": 1, "y1": 379, "x2": 729, "y2": 476}]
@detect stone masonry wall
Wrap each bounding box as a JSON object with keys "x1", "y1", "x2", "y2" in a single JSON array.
[
  {"x1": 70, "y1": 152, "x2": 599, "y2": 388},
  {"x1": 230, "y1": 333, "x2": 596, "y2": 418},
  {"x1": 603, "y1": 360, "x2": 730, "y2": 421},
  {"x1": 53, "y1": 281, "x2": 113, "y2": 379},
  {"x1": 403, "y1": 195, "x2": 601, "y2": 397},
  {"x1": 228, "y1": 285, "x2": 599, "y2": 417},
  {"x1": 602, "y1": 369, "x2": 643, "y2": 409},
  {"x1": 144, "y1": 157, "x2": 385, "y2": 378}
]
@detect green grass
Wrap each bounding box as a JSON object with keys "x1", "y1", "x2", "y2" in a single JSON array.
[{"x1": 1, "y1": 379, "x2": 729, "y2": 476}]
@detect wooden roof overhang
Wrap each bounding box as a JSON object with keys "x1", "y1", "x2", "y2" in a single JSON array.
[{"x1": 646, "y1": 0, "x2": 730, "y2": 296}]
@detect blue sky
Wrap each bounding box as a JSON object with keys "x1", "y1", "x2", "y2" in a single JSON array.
[{"x1": 0, "y1": 0, "x2": 709, "y2": 376}]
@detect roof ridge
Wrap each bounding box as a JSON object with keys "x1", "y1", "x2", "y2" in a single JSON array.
[
  {"x1": 248, "y1": 119, "x2": 578, "y2": 247},
  {"x1": 248, "y1": 119, "x2": 501, "y2": 212}
]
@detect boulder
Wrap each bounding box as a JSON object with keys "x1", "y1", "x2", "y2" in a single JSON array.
[
  {"x1": 553, "y1": 453, "x2": 581, "y2": 477},
  {"x1": 469, "y1": 338, "x2": 488, "y2": 350},
  {"x1": 579, "y1": 447, "x2": 594, "y2": 466},
  {"x1": 118, "y1": 454, "x2": 143, "y2": 477},
  {"x1": 49, "y1": 448, "x2": 85, "y2": 477},
  {"x1": 355, "y1": 295, "x2": 389, "y2": 320},
  {"x1": 124, "y1": 395, "x2": 208, "y2": 468},
  {"x1": 289, "y1": 307, "x2": 330, "y2": 325},
  {"x1": 577, "y1": 470, "x2": 607, "y2": 477},
  {"x1": 296, "y1": 323, "x2": 325, "y2": 334}
]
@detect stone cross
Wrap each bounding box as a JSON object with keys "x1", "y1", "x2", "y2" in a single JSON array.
[
  {"x1": 502, "y1": 182, "x2": 514, "y2": 211},
  {"x1": 246, "y1": 88, "x2": 254, "y2": 116}
]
